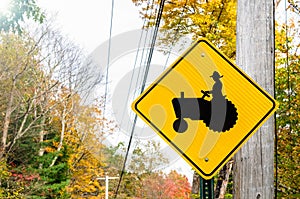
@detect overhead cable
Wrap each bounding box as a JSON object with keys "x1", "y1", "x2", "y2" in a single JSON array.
[
  {"x1": 114, "y1": 0, "x2": 166, "y2": 197},
  {"x1": 119, "y1": 0, "x2": 156, "y2": 128},
  {"x1": 103, "y1": 0, "x2": 115, "y2": 117}
]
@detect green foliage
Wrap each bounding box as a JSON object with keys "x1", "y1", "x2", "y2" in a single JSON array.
[
  {"x1": 128, "y1": 140, "x2": 168, "y2": 173},
  {"x1": 0, "y1": 0, "x2": 45, "y2": 34},
  {"x1": 274, "y1": 18, "x2": 300, "y2": 197},
  {"x1": 102, "y1": 142, "x2": 125, "y2": 173},
  {"x1": 0, "y1": 28, "x2": 106, "y2": 198},
  {"x1": 224, "y1": 193, "x2": 233, "y2": 198},
  {"x1": 6, "y1": 134, "x2": 71, "y2": 198}
]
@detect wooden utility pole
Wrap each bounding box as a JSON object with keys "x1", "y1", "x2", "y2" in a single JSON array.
[{"x1": 233, "y1": 0, "x2": 275, "y2": 198}]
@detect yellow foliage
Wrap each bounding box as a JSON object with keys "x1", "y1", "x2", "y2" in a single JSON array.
[
  {"x1": 65, "y1": 126, "x2": 106, "y2": 198},
  {"x1": 44, "y1": 146, "x2": 55, "y2": 153},
  {"x1": 52, "y1": 141, "x2": 60, "y2": 148},
  {"x1": 135, "y1": 0, "x2": 237, "y2": 58}
]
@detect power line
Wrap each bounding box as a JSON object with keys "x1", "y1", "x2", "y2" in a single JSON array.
[
  {"x1": 163, "y1": 0, "x2": 188, "y2": 70},
  {"x1": 139, "y1": 0, "x2": 165, "y2": 93},
  {"x1": 113, "y1": 0, "x2": 166, "y2": 197},
  {"x1": 119, "y1": 28, "x2": 145, "y2": 128},
  {"x1": 135, "y1": 1, "x2": 158, "y2": 93},
  {"x1": 127, "y1": 0, "x2": 187, "y2": 139},
  {"x1": 119, "y1": 0, "x2": 156, "y2": 128},
  {"x1": 122, "y1": 0, "x2": 159, "y2": 151},
  {"x1": 103, "y1": 0, "x2": 115, "y2": 117}
]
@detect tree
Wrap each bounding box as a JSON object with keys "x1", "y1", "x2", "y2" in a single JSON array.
[
  {"x1": 66, "y1": 102, "x2": 108, "y2": 198},
  {"x1": 0, "y1": 33, "x2": 42, "y2": 160},
  {"x1": 132, "y1": 0, "x2": 237, "y2": 58},
  {"x1": 66, "y1": 130, "x2": 105, "y2": 198},
  {"x1": 133, "y1": 170, "x2": 191, "y2": 199},
  {"x1": 163, "y1": 170, "x2": 191, "y2": 199},
  {"x1": 128, "y1": 140, "x2": 168, "y2": 174},
  {"x1": 0, "y1": 0, "x2": 45, "y2": 33},
  {"x1": 0, "y1": 22, "x2": 108, "y2": 197},
  {"x1": 0, "y1": 26, "x2": 75, "y2": 159},
  {"x1": 113, "y1": 140, "x2": 169, "y2": 198},
  {"x1": 104, "y1": 139, "x2": 190, "y2": 198},
  {"x1": 274, "y1": 9, "x2": 300, "y2": 197}
]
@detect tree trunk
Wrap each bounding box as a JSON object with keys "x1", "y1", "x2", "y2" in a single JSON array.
[
  {"x1": 191, "y1": 171, "x2": 200, "y2": 198},
  {"x1": 38, "y1": 117, "x2": 46, "y2": 169},
  {"x1": 233, "y1": 0, "x2": 275, "y2": 198},
  {"x1": 219, "y1": 160, "x2": 233, "y2": 198},
  {"x1": 0, "y1": 80, "x2": 16, "y2": 159},
  {"x1": 49, "y1": 110, "x2": 66, "y2": 167},
  {"x1": 215, "y1": 160, "x2": 233, "y2": 199}
]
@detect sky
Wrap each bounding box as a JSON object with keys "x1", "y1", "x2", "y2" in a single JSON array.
[
  {"x1": 37, "y1": 0, "x2": 143, "y2": 52},
  {"x1": 36, "y1": 0, "x2": 194, "y2": 181}
]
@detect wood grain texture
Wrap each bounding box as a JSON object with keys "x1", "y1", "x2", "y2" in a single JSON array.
[{"x1": 233, "y1": 0, "x2": 275, "y2": 198}]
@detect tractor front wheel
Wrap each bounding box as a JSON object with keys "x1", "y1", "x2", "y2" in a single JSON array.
[{"x1": 173, "y1": 118, "x2": 188, "y2": 133}]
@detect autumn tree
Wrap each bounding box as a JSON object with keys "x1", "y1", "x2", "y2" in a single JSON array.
[
  {"x1": 0, "y1": 33, "x2": 42, "y2": 160},
  {"x1": 163, "y1": 170, "x2": 191, "y2": 199},
  {"x1": 109, "y1": 139, "x2": 192, "y2": 198},
  {"x1": 132, "y1": 0, "x2": 237, "y2": 58},
  {"x1": 128, "y1": 140, "x2": 168, "y2": 174},
  {"x1": 274, "y1": 9, "x2": 300, "y2": 197},
  {"x1": 65, "y1": 100, "x2": 111, "y2": 198},
  {"x1": 0, "y1": 23, "x2": 87, "y2": 158},
  {"x1": 0, "y1": 31, "x2": 71, "y2": 197},
  {"x1": 0, "y1": 20, "x2": 110, "y2": 197},
  {"x1": 132, "y1": 170, "x2": 191, "y2": 199}
]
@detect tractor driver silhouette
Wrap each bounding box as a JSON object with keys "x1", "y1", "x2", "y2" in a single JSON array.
[
  {"x1": 208, "y1": 71, "x2": 224, "y2": 100},
  {"x1": 205, "y1": 71, "x2": 227, "y2": 131}
]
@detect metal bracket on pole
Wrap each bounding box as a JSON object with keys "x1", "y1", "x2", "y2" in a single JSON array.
[{"x1": 200, "y1": 177, "x2": 214, "y2": 199}]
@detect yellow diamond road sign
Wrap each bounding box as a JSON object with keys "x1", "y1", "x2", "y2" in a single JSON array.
[{"x1": 132, "y1": 39, "x2": 278, "y2": 179}]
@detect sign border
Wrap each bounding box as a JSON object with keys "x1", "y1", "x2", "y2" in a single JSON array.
[{"x1": 133, "y1": 39, "x2": 277, "y2": 178}]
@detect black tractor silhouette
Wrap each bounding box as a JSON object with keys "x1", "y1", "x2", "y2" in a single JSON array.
[{"x1": 171, "y1": 72, "x2": 238, "y2": 133}]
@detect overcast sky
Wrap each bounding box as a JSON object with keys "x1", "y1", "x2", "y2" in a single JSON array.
[
  {"x1": 37, "y1": 0, "x2": 143, "y2": 52},
  {"x1": 35, "y1": 0, "x2": 195, "y2": 180}
]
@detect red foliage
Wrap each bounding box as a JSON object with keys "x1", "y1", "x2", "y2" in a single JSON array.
[
  {"x1": 139, "y1": 171, "x2": 191, "y2": 199},
  {"x1": 10, "y1": 171, "x2": 41, "y2": 181},
  {"x1": 163, "y1": 170, "x2": 191, "y2": 199}
]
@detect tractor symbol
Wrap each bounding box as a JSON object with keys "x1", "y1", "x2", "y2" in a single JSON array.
[{"x1": 171, "y1": 71, "x2": 238, "y2": 133}]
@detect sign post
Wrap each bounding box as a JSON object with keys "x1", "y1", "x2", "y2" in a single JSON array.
[
  {"x1": 132, "y1": 38, "x2": 278, "y2": 180},
  {"x1": 200, "y1": 177, "x2": 214, "y2": 199}
]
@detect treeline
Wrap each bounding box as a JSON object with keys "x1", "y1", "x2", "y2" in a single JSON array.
[
  {"x1": 0, "y1": 25, "x2": 106, "y2": 198},
  {"x1": 0, "y1": 2, "x2": 192, "y2": 198}
]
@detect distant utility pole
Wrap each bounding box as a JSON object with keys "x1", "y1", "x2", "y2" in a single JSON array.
[
  {"x1": 97, "y1": 175, "x2": 119, "y2": 199},
  {"x1": 234, "y1": 0, "x2": 275, "y2": 198}
]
